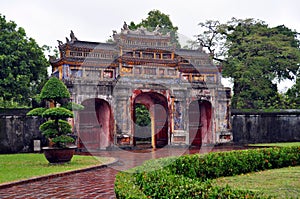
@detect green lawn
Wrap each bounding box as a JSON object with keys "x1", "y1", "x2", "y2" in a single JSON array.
[
  {"x1": 215, "y1": 166, "x2": 300, "y2": 199},
  {"x1": 0, "y1": 153, "x2": 114, "y2": 184},
  {"x1": 248, "y1": 142, "x2": 300, "y2": 147}
]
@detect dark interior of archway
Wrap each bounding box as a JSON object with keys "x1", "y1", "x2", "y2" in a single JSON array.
[{"x1": 134, "y1": 103, "x2": 151, "y2": 146}]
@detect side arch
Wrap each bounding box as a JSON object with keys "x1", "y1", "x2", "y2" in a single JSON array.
[
  {"x1": 188, "y1": 100, "x2": 212, "y2": 146},
  {"x1": 78, "y1": 98, "x2": 113, "y2": 151}
]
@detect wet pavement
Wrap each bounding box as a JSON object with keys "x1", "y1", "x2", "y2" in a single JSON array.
[{"x1": 0, "y1": 145, "x2": 246, "y2": 199}]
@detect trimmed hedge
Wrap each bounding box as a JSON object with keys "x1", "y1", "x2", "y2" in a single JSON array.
[
  {"x1": 115, "y1": 146, "x2": 300, "y2": 198},
  {"x1": 170, "y1": 146, "x2": 300, "y2": 181}
]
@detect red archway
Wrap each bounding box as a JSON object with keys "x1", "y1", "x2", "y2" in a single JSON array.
[
  {"x1": 188, "y1": 100, "x2": 212, "y2": 146},
  {"x1": 133, "y1": 92, "x2": 169, "y2": 148},
  {"x1": 78, "y1": 98, "x2": 113, "y2": 151}
]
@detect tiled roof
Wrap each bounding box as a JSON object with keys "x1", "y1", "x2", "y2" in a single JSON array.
[
  {"x1": 69, "y1": 40, "x2": 116, "y2": 50},
  {"x1": 175, "y1": 49, "x2": 207, "y2": 57},
  {"x1": 50, "y1": 56, "x2": 114, "y2": 64}
]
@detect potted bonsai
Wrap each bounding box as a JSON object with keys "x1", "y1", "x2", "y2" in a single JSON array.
[{"x1": 27, "y1": 77, "x2": 82, "y2": 163}]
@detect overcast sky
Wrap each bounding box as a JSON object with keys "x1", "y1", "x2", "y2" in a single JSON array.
[
  {"x1": 2, "y1": 0, "x2": 300, "y2": 48},
  {"x1": 1, "y1": 0, "x2": 300, "y2": 90}
]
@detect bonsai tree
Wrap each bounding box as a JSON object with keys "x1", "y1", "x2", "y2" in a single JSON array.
[{"x1": 27, "y1": 77, "x2": 82, "y2": 148}]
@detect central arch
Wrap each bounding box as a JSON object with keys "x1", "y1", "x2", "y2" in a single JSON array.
[{"x1": 133, "y1": 92, "x2": 169, "y2": 148}]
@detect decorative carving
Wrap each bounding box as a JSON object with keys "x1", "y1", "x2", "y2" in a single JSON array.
[
  {"x1": 70, "y1": 30, "x2": 78, "y2": 41},
  {"x1": 174, "y1": 101, "x2": 183, "y2": 130},
  {"x1": 122, "y1": 21, "x2": 129, "y2": 30},
  {"x1": 139, "y1": 27, "x2": 146, "y2": 35},
  {"x1": 57, "y1": 40, "x2": 63, "y2": 46},
  {"x1": 48, "y1": 55, "x2": 56, "y2": 61}
]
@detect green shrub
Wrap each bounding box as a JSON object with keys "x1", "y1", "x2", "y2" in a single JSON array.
[
  {"x1": 42, "y1": 107, "x2": 73, "y2": 119},
  {"x1": 39, "y1": 119, "x2": 72, "y2": 140},
  {"x1": 115, "y1": 146, "x2": 300, "y2": 198},
  {"x1": 27, "y1": 107, "x2": 46, "y2": 117},
  {"x1": 26, "y1": 77, "x2": 81, "y2": 148},
  {"x1": 40, "y1": 77, "x2": 70, "y2": 101},
  {"x1": 116, "y1": 168, "x2": 263, "y2": 199}
]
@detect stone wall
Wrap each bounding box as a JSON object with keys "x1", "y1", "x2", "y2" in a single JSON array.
[
  {"x1": 232, "y1": 110, "x2": 300, "y2": 144},
  {"x1": 0, "y1": 109, "x2": 44, "y2": 154}
]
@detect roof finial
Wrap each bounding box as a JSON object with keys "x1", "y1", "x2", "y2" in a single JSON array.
[
  {"x1": 122, "y1": 21, "x2": 129, "y2": 30},
  {"x1": 57, "y1": 40, "x2": 63, "y2": 46},
  {"x1": 70, "y1": 30, "x2": 78, "y2": 42}
]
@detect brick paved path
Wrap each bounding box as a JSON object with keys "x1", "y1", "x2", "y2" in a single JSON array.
[{"x1": 0, "y1": 146, "x2": 242, "y2": 199}]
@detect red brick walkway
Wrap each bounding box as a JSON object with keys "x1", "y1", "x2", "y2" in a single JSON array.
[{"x1": 0, "y1": 146, "x2": 242, "y2": 199}]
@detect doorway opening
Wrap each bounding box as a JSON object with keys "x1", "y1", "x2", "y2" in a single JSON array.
[{"x1": 133, "y1": 92, "x2": 169, "y2": 148}]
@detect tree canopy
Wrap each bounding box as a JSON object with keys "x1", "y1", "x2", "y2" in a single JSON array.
[
  {"x1": 286, "y1": 77, "x2": 300, "y2": 108},
  {"x1": 197, "y1": 18, "x2": 300, "y2": 109},
  {"x1": 128, "y1": 10, "x2": 180, "y2": 48},
  {"x1": 0, "y1": 14, "x2": 49, "y2": 107},
  {"x1": 135, "y1": 103, "x2": 151, "y2": 127}
]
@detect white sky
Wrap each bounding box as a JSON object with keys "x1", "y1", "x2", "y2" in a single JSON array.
[{"x1": 1, "y1": 0, "x2": 300, "y2": 91}]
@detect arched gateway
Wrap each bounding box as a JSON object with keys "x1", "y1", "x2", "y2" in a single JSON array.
[
  {"x1": 49, "y1": 24, "x2": 231, "y2": 151},
  {"x1": 78, "y1": 98, "x2": 113, "y2": 151},
  {"x1": 133, "y1": 91, "x2": 169, "y2": 148}
]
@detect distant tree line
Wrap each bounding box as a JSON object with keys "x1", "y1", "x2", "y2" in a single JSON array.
[{"x1": 196, "y1": 18, "x2": 300, "y2": 110}]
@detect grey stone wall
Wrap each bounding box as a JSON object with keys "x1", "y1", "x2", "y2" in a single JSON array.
[
  {"x1": 232, "y1": 110, "x2": 300, "y2": 144},
  {"x1": 0, "y1": 109, "x2": 44, "y2": 154}
]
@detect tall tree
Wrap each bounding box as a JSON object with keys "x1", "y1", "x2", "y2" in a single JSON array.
[
  {"x1": 286, "y1": 77, "x2": 300, "y2": 108},
  {"x1": 197, "y1": 18, "x2": 300, "y2": 109},
  {"x1": 128, "y1": 10, "x2": 180, "y2": 48},
  {"x1": 0, "y1": 14, "x2": 48, "y2": 107}
]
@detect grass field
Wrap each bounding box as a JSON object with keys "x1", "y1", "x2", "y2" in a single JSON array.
[
  {"x1": 215, "y1": 166, "x2": 300, "y2": 198},
  {"x1": 0, "y1": 153, "x2": 114, "y2": 184},
  {"x1": 247, "y1": 142, "x2": 300, "y2": 147}
]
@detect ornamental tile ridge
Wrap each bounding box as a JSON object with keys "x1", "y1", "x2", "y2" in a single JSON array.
[
  {"x1": 120, "y1": 26, "x2": 170, "y2": 37},
  {"x1": 123, "y1": 33, "x2": 170, "y2": 39},
  {"x1": 113, "y1": 26, "x2": 171, "y2": 41},
  {"x1": 120, "y1": 44, "x2": 175, "y2": 51}
]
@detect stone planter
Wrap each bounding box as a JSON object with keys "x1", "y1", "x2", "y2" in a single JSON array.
[{"x1": 42, "y1": 146, "x2": 77, "y2": 164}]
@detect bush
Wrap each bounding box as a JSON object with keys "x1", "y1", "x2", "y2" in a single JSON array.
[
  {"x1": 40, "y1": 77, "x2": 70, "y2": 101},
  {"x1": 27, "y1": 107, "x2": 46, "y2": 117},
  {"x1": 40, "y1": 120, "x2": 72, "y2": 136},
  {"x1": 171, "y1": 147, "x2": 300, "y2": 181},
  {"x1": 115, "y1": 146, "x2": 300, "y2": 198},
  {"x1": 26, "y1": 77, "x2": 81, "y2": 148},
  {"x1": 42, "y1": 107, "x2": 73, "y2": 119}
]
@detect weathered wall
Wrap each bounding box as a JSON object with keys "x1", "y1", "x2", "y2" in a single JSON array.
[
  {"x1": 232, "y1": 110, "x2": 300, "y2": 144},
  {"x1": 0, "y1": 109, "x2": 44, "y2": 154}
]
